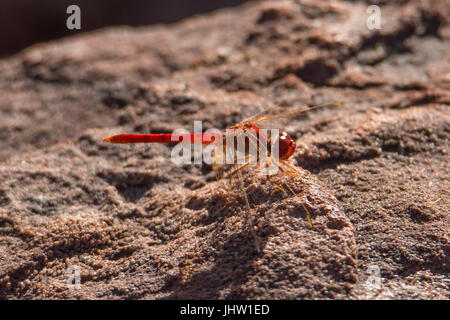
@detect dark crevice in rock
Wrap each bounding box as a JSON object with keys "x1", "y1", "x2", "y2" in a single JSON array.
[{"x1": 98, "y1": 170, "x2": 169, "y2": 203}]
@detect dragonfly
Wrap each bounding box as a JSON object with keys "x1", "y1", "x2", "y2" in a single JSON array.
[{"x1": 103, "y1": 102, "x2": 339, "y2": 251}]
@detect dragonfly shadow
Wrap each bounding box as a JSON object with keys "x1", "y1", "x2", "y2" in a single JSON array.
[
  {"x1": 161, "y1": 228, "x2": 272, "y2": 299},
  {"x1": 162, "y1": 178, "x2": 282, "y2": 298}
]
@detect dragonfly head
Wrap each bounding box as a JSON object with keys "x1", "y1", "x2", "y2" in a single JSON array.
[{"x1": 277, "y1": 131, "x2": 296, "y2": 160}]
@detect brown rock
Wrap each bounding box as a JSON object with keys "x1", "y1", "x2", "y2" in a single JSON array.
[{"x1": 0, "y1": 0, "x2": 448, "y2": 299}]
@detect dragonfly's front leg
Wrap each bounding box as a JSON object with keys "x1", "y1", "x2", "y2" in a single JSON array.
[{"x1": 279, "y1": 159, "x2": 311, "y2": 180}]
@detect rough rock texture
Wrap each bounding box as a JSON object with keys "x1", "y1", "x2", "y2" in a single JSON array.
[{"x1": 0, "y1": 0, "x2": 448, "y2": 299}]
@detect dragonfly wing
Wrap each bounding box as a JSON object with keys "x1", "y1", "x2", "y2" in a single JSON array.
[{"x1": 239, "y1": 102, "x2": 340, "y2": 125}]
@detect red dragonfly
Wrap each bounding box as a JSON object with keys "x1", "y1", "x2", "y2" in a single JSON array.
[{"x1": 103, "y1": 102, "x2": 339, "y2": 250}]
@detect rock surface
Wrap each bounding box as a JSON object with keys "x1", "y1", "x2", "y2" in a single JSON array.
[{"x1": 0, "y1": 0, "x2": 448, "y2": 299}]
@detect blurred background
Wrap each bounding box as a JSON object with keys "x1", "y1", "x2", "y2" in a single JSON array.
[{"x1": 0, "y1": 0, "x2": 249, "y2": 57}]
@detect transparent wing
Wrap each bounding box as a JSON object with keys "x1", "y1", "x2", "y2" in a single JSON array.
[{"x1": 237, "y1": 102, "x2": 340, "y2": 126}]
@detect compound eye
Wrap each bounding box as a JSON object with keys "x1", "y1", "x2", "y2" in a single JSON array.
[{"x1": 276, "y1": 131, "x2": 296, "y2": 160}]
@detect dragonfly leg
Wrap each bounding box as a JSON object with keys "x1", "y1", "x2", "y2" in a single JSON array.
[
  {"x1": 278, "y1": 162, "x2": 313, "y2": 228},
  {"x1": 266, "y1": 175, "x2": 287, "y2": 194},
  {"x1": 235, "y1": 166, "x2": 262, "y2": 253},
  {"x1": 279, "y1": 159, "x2": 311, "y2": 179},
  {"x1": 224, "y1": 162, "x2": 251, "y2": 205}
]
